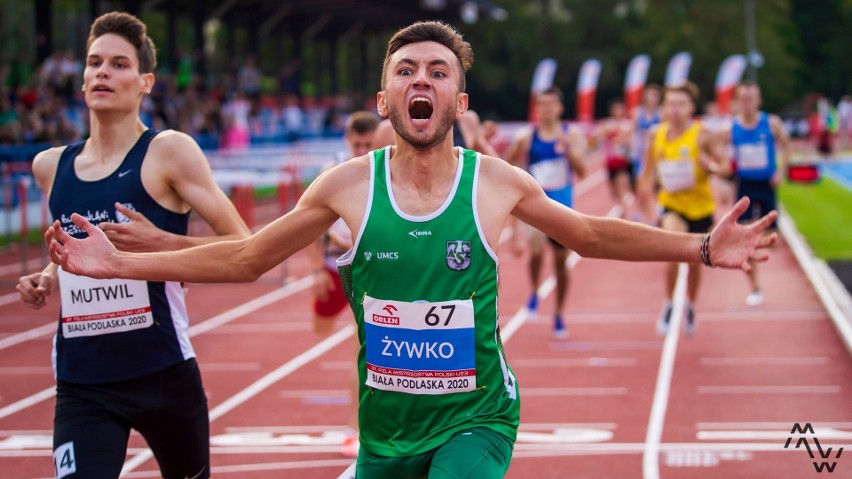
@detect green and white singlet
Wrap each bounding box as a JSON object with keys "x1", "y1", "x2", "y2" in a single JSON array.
[{"x1": 338, "y1": 146, "x2": 520, "y2": 457}]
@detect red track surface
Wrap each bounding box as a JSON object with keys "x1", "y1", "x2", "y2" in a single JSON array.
[{"x1": 1, "y1": 164, "x2": 850, "y2": 479}]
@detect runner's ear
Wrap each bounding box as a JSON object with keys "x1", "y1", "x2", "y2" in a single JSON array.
[
  {"x1": 377, "y1": 91, "x2": 388, "y2": 119},
  {"x1": 141, "y1": 73, "x2": 154, "y2": 95},
  {"x1": 456, "y1": 92, "x2": 469, "y2": 118}
]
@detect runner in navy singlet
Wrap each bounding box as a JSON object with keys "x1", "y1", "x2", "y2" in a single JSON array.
[{"x1": 16, "y1": 12, "x2": 249, "y2": 479}]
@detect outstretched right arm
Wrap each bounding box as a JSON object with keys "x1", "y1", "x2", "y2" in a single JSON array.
[{"x1": 48, "y1": 159, "x2": 368, "y2": 283}]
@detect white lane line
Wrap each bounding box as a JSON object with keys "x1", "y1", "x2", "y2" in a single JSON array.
[
  {"x1": 698, "y1": 421, "x2": 852, "y2": 429},
  {"x1": 0, "y1": 276, "x2": 314, "y2": 420},
  {"x1": 697, "y1": 385, "x2": 841, "y2": 395},
  {"x1": 511, "y1": 441, "x2": 792, "y2": 457},
  {"x1": 0, "y1": 322, "x2": 57, "y2": 351},
  {"x1": 520, "y1": 422, "x2": 619, "y2": 430},
  {"x1": 205, "y1": 459, "x2": 354, "y2": 476},
  {"x1": 204, "y1": 322, "x2": 312, "y2": 334},
  {"x1": 279, "y1": 390, "x2": 349, "y2": 398},
  {"x1": 0, "y1": 292, "x2": 24, "y2": 307},
  {"x1": 0, "y1": 258, "x2": 44, "y2": 277},
  {"x1": 0, "y1": 387, "x2": 54, "y2": 420},
  {"x1": 0, "y1": 366, "x2": 53, "y2": 375},
  {"x1": 0, "y1": 428, "x2": 52, "y2": 435},
  {"x1": 642, "y1": 262, "x2": 688, "y2": 479},
  {"x1": 566, "y1": 309, "x2": 827, "y2": 323},
  {"x1": 225, "y1": 425, "x2": 351, "y2": 433},
  {"x1": 186, "y1": 275, "x2": 312, "y2": 336},
  {"x1": 202, "y1": 362, "x2": 263, "y2": 372},
  {"x1": 697, "y1": 428, "x2": 852, "y2": 441},
  {"x1": 699, "y1": 356, "x2": 830, "y2": 366},
  {"x1": 511, "y1": 357, "x2": 638, "y2": 368},
  {"x1": 0, "y1": 363, "x2": 261, "y2": 376},
  {"x1": 119, "y1": 325, "x2": 356, "y2": 477},
  {"x1": 521, "y1": 387, "x2": 628, "y2": 396}
]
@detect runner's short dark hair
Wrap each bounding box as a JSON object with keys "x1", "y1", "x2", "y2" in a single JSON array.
[
  {"x1": 346, "y1": 111, "x2": 379, "y2": 135},
  {"x1": 664, "y1": 81, "x2": 699, "y2": 105},
  {"x1": 539, "y1": 86, "x2": 564, "y2": 103},
  {"x1": 87, "y1": 12, "x2": 157, "y2": 73},
  {"x1": 382, "y1": 21, "x2": 473, "y2": 92}
]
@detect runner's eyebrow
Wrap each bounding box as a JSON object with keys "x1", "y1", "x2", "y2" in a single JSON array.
[
  {"x1": 87, "y1": 54, "x2": 132, "y2": 62},
  {"x1": 397, "y1": 58, "x2": 452, "y2": 69}
]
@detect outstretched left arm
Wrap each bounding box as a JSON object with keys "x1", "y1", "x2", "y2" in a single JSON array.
[{"x1": 508, "y1": 164, "x2": 776, "y2": 271}]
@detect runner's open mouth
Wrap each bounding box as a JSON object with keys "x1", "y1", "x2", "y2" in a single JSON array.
[{"x1": 409, "y1": 97, "x2": 433, "y2": 120}]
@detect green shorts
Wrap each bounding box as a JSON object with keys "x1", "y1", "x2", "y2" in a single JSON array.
[{"x1": 356, "y1": 427, "x2": 514, "y2": 479}]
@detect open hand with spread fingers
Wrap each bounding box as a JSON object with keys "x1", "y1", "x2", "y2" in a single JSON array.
[
  {"x1": 48, "y1": 213, "x2": 120, "y2": 279},
  {"x1": 707, "y1": 197, "x2": 778, "y2": 272},
  {"x1": 98, "y1": 202, "x2": 164, "y2": 252}
]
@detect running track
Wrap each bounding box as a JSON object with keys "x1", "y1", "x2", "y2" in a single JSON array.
[{"x1": 0, "y1": 160, "x2": 850, "y2": 478}]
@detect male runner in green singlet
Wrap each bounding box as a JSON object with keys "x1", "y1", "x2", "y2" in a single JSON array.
[{"x1": 47, "y1": 21, "x2": 778, "y2": 479}]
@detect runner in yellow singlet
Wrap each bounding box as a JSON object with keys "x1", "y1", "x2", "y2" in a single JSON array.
[{"x1": 638, "y1": 82, "x2": 730, "y2": 336}]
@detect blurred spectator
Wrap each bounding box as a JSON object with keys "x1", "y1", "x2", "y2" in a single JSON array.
[
  {"x1": 812, "y1": 97, "x2": 837, "y2": 160},
  {"x1": 1, "y1": 52, "x2": 368, "y2": 149},
  {"x1": 281, "y1": 94, "x2": 305, "y2": 137},
  {"x1": 482, "y1": 119, "x2": 509, "y2": 156},
  {"x1": 278, "y1": 59, "x2": 302, "y2": 96},
  {"x1": 302, "y1": 95, "x2": 328, "y2": 137},
  {"x1": 221, "y1": 91, "x2": 251, "y2": 149},
  {"x1": 839, "y1": 94, "x2": 851, "y2": 149},
  {"x1": 238, "y1": 55, "x2": 262, "y2": 100},
  {"x1": 0, "y1": 90, "x2": 22, "y2": 143}
]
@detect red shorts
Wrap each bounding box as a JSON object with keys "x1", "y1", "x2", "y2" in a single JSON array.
[
  {"x1": 313, "y1": 265, "x2": 348, "y2": 318},
  {"x1": 606, "y1": 156, "x2": 629, "y2": 171}
]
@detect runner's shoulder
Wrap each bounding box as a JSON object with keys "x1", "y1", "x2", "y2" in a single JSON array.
[
  {"x1": 32, "y1": 146, "x2": 66, "y2": 185},
  {"x1": 33, "y1": 145, "x2": 65, "y2": 167},
  {"x1": 766, "y1": 113, "x2": 785, "y2": 131},
  {"x1": 149, "y1": 129, "x2": 202, "y2": 154},
  {"x1": 479, "y1": 153, "x2": 531, "y2": 188},
  {"x1": 313, "y1": 153, "x2": 371, "y2": 191}
]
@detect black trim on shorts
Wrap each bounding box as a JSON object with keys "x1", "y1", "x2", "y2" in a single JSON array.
[{"x1": 662, "y1": 208, "x2": 714, "y2": 234}]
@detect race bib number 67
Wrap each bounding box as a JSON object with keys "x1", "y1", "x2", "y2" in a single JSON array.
[{"x1": 363, "y1": 295, "x2": 476, "y2": 395}]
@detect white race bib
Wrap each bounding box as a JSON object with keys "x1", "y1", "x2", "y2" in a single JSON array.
[
  {"x1": 737, "y1": 143, "x2": 769, "y2": 170},
  {"x1": 58, "y1": 268, "x2": 154, "y2": 338},
  {"x1": 658, "y1": 159, "x2": 696, "y2": 192},
  {"x1": 529, "y1": 158, "x2": 570, "y2": 191},
  {"x1": 363, "y1": 295, "x2": 476, "y2": 395}
]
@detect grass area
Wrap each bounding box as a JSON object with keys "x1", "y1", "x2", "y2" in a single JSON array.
[
  {"x1": 780, "y1": 176, "x2": 852, "y2": 260},
  {"x1": 0, "y1": 228, "x2": 45, "y2": 249}
]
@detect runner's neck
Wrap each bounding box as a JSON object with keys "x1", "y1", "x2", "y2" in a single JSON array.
[
  {"x1": 739, "y1": 111, "x2": 760, "y2": 128},
  {"x1": 390, "y1": 137, "x2": 459, "y2": 194},
  {"x1": 537, "y1": 120, "x2": 563, "y2": 138},
  {"x1": 86, "y1": 116, "x2": 148, "y2": 165}
]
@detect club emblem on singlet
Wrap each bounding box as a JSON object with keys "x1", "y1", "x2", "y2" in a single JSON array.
[
  {"x1": 114, "y1": 203, "x2": 136, "y2": 223},
  {"x1": 446, "y1": 240, "x2": 471, "y2": 271}
]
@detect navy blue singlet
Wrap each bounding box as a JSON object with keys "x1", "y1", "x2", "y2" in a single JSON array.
[{"x1": 50, "y1": 129, "x2": 195, "y2": 384}]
